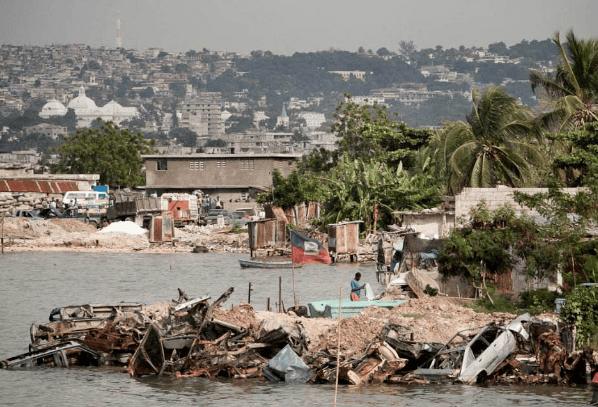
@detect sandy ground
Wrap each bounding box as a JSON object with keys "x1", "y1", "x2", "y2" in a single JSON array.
[{"x1": 0, "y1": 218, "x2": 249, "y2": 254}]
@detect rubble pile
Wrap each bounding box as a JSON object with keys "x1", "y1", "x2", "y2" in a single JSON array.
[
  {"x1": 0, "y1": 192, "x2": 50, "y2": 215},
  {"x1": 213, "y1": 303, "x2": 260, "y2": 332},
  {"x1": 3, "y1": 289, "x2": 597, "y2": 388},
  {"x1": 254, "y1": 311, "x2": 336, "y2": 349},
  {"x1": 359, "y1": 297, "x2": 511, "y2": 343},
  {"x1": 310, "y1": 313, "x2": 386, "y2": 358}
]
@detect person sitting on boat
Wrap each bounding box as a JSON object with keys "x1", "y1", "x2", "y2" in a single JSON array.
[{"x1": 351, "y1": 272, "x2": 365, "y2": 301}]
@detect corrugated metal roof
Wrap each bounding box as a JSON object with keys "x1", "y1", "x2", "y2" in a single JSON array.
[{"x1": 0, "y1": 179, "x2": 79, "y2": 193}]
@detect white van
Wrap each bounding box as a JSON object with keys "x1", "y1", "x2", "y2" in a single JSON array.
[{"x1": 62, "y1": 191, "x2": 109, "y2": 208}]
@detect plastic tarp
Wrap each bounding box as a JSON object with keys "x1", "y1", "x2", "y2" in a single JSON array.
[{"x1": 264, "y1": 344, "x2": 314, "y2": 383}]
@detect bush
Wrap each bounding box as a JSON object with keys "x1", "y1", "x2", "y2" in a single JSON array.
[
  {"x1": 466, "y1": 293, "x2": 519, "y2": 314},
  {"x1": 561, "y1": 284, "x2": 598, "y2": 347},
  {"x1": 517, "y1": 288, "x2": 560, "y2": 315}
]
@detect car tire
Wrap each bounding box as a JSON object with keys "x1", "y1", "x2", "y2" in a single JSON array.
[{"x1": 89, "y1": 220, "x2": 98, "y2": 228}]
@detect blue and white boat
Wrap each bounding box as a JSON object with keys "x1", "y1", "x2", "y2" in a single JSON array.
[{"x1": 307, "y1": 284, "x2": 407, "y2": 318}]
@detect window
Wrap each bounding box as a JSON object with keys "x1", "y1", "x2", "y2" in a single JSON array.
[
  {"x1": 157, "y1": 159, "x2": 168, "y2": 171},
  {"x1": 240, "y1": 159, "x2": 254, "y2": 170},
  {"x1": 189, "y1": 161, "x2": 205, "y2": 170},
  {"x1": 217, "y1": 161, "x2": 227, "y2": 168}
]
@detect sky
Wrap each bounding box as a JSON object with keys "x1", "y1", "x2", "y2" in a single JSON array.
[{"x1": 0, "y1": 0, "x2": 596, "y2": 55}]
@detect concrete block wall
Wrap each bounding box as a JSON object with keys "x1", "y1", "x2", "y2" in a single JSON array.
[{"x1": 455, "y1": 186, "x2": 583, "y2": 224}]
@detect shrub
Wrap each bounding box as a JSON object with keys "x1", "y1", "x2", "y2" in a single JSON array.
[{"x1": 560, "y1": 284, "x2": 598, "y2": 347}]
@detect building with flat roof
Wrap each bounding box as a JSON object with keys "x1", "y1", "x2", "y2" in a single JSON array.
[
  {"x1": 179, "y1": 92, "x2": 224, "y2": 137},
  {"x1": 143, "y1": 153, "x2": 301, "y2": 208}
]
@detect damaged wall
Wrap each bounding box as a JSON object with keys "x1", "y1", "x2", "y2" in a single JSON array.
[{"x1": 396, "y1": 209, "x2": 455, "y2": 239}]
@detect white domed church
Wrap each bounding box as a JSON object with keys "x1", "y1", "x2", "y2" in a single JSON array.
[{"x1": 40, "y1": 87, "x2": 138, "y2": 127}]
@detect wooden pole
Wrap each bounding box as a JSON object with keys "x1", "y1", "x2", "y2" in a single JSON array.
[
  {"x1": 278, "y1": 276, "x2": 282, "y2": 313},
  {"x1": 333, "y1": 287, "x2": 343, "y2": 407},
  {"x1": 1, "y1": 213, "x2": 4, "y2": 254},
  {"x1": 248, "y1": 282, "x2": 252, "y2": 304},
  {"x1": 267, "y1": 297, "x2": 270, "y2": 312},
  {"x1": 292, "y1": 262, "x2": 299, "y2": 310}
]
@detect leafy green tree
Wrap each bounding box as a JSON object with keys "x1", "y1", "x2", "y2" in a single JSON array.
[
  {"x1": 204, "y1": 138, "x2": 227, "y2": 147},
  {"x1": 530, "y1": 30, "x2": 598, "y2": 132},
  {"x1": 139, "y1": 87, "x2": 154, "y2": 99},
  {"x1": 398, "y1": 40, "x2": 417, "y2": 58},
  {"x1": 175, "y1": 63, "x2": 189, "y2": 73},
  {"x1": 319, "y1": 154, "x2": 440, "y2": 233},
  {"x1": 551, "y1": 122, "x2": 598, "y2": 185},
  {"x1": 376, "y1": 47, "x2": 392, "y2": 57},
  {"x1": 560, "y1": 284, "x2": 598, "y2": 347},
  {"x1": 169, "y1": 127, "x2": 198, "y2": 147},
  {"x1": 513, "y1": 184, "x2": 598, "y2": 285},
  {"x1": 54, "y1": 119, "x2": 154, "y2": 187},
  {"x1": 257, "y1": 169, "x2": 326, "y2": 209},
  {"x1": 331, "y1": 94, "x2": 431, "y2": 169},
  {"x1": 226, "y1": 115, "x2": 253, "y2": 133},
  {"x1": 438, "y1": 87, "x2": 543, "y2": 193},
  {"x1": 298, "y1": 147, "x2": 336, "y2": 174},
  {"x1": 169, "y1": 82, "x2": 186, "y2": 98},
  {"x1": 488, "y1": 41, "x2": 508, "y2": 55}
]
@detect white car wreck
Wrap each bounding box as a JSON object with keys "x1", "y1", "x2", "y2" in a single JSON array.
[{"x1": 414, "y1": 313, "x2": 530, "y2": 384}]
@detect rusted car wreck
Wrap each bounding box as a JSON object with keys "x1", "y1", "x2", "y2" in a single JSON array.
[{"x1": 2, "y1": 289, "x2": 597, "y2": 388}]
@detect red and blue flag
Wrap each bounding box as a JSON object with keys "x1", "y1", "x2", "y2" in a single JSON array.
[{"x1": 291, "y1": 231, "x2": 331, "y2": 264}]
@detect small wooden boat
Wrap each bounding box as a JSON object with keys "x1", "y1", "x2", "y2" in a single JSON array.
[{"x1": 238, "y1": 258, "x2": 303, "y2": 269}]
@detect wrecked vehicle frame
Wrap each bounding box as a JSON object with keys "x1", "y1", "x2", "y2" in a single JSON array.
[{"x1": 415, "y1": 313, "x2": 530, "y2": 384}]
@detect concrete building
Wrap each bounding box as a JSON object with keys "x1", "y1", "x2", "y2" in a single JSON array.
[
  {"x1": 329, "y1": 70, "x2": 367, "y2": 81},
  {"x1": 143, "y1": 153, "x2": 300, "y2": 209},
  {"x1": 39, "y1": 87, "x2": 138, "y2": 127},
  {"x1": 297, "y1": 112, "x2": 326, "y2": 129},
  {"x1": 276, "y1": 103, "x2": 289, "y2": 128},
  {"x1": 179, "y1": 92, "x2": 224, "y2": 137},
  {"x1": 24, "y1": 123, "x2": 68, "y2": 139}
]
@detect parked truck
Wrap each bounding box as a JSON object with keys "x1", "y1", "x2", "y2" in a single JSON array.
[
  {"x1": 106, "y1": 190, "x2": 163, "y2": 228},
  {"x1": 160, "y1": 193, "x2": 200, "y2": 226}
]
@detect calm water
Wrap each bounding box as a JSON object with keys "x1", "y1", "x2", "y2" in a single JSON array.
[{"x1": 0, "y1": 252, "x2": 591, "y2": 406}]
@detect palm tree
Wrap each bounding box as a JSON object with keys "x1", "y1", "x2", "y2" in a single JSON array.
[
  {"x1": 530, "y1": 30, "x2": 598, "y2": 132},
  {"x1": 438, "y1": 87, "x2": 544, "y2": 193}
]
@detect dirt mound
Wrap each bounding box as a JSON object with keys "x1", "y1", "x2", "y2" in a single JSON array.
[
  {"x1": 50, "y1": 219, "x2": 98, "y2": 233},
  {"x1": 308, "y1": 313, "x2": 387, "y2": 358},
  {"x1": 255, "y1": 310, "x2": 337, "y2": 348},
  {"x1": 213, "y1": 303, "x2": 260, "y2": 332}
]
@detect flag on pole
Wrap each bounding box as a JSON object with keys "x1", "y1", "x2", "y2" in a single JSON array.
[{"x1": 291, "y1": 231, "x2": 331, "y2": 264}]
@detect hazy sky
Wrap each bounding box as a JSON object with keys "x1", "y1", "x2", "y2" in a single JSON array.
[{"x1": 0, "y1": 0, "x2": 596, "y2": 55}]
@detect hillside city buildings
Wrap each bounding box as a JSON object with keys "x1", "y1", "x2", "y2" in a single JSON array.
[{"x1": 0, "y1": 41, "x2": 557, "y2": 177}]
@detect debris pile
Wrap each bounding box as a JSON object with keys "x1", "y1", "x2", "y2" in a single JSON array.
[{"x1": 2, "y1": 289, "x2": 597, "y2": 388}]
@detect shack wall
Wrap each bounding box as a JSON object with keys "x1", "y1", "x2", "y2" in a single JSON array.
[
  {"x1": 328, "y1": 222, "x2": 360, "y2": 255},
  {"x1": 248, "y1": 219, "x2": 280, "y2": 250}
]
